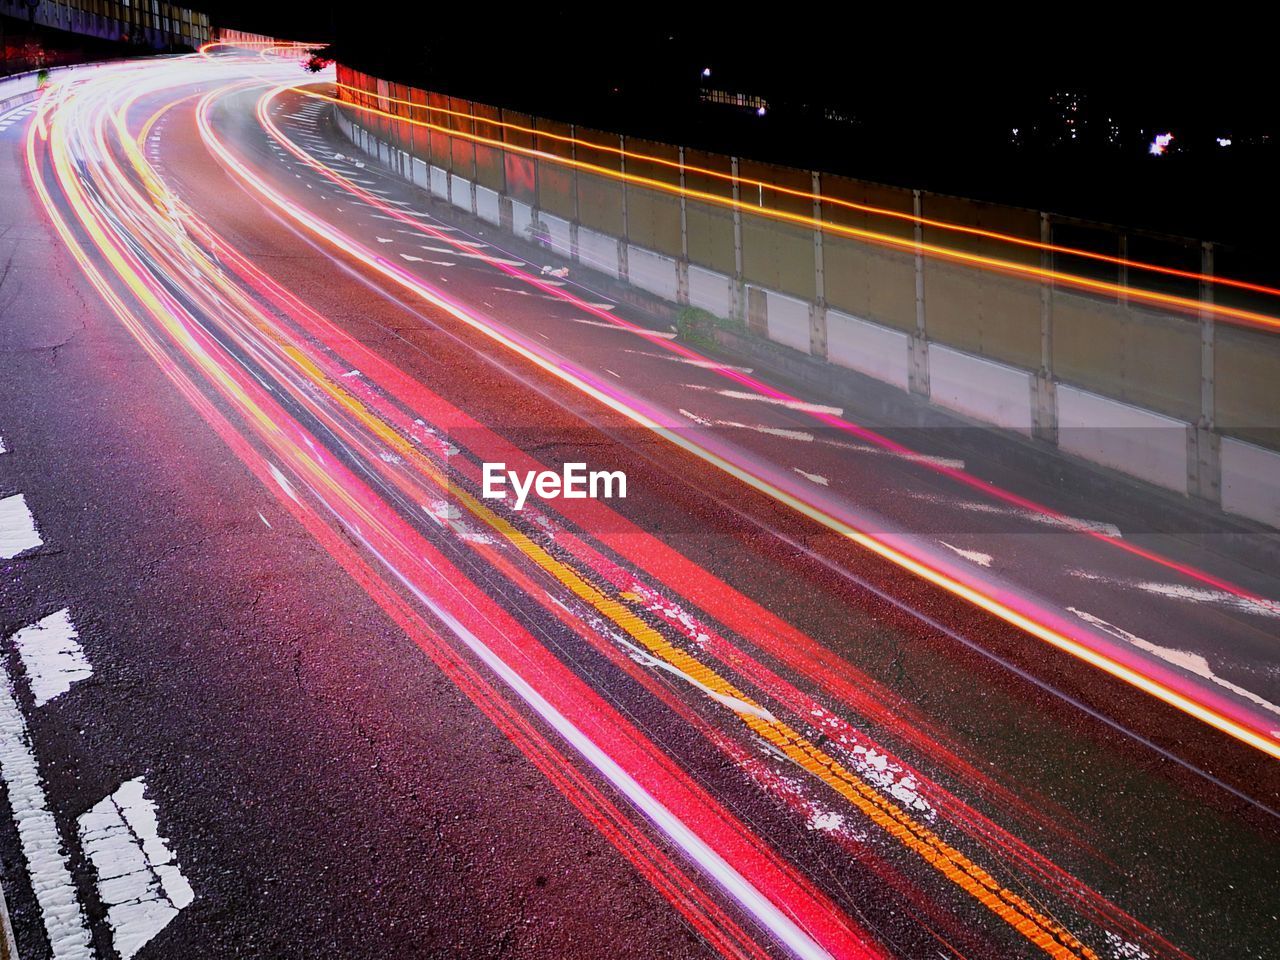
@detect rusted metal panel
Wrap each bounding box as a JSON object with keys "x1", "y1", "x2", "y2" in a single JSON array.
[
  {"x1": 427, "y1": 91, "x2": 452, "y2": 171},
  {"x1": 471, "y1": 101, "x2": 505, "y2": 191},
  {"x1": 448, "y1": 97, "x2": 475, "y2": 177},
  {"x1": 500, "y1": 109, "x2": 537, "y2": 205},
  {"x1": 534, "y1": 118, "x2": 576, "y2": 219}
]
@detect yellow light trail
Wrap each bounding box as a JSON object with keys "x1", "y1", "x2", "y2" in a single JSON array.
[
  {"x1": 329, "y1": 79, "x2": 1280, "y2": 302},
  {"x1": 204, "y1": 79, "x2": 1280, "y2": 765}
]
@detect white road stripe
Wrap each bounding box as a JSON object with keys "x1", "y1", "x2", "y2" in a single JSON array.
[
  {"x1": 938, "y1": 541, "x2": 994, "y2": 567},
  {"x1": 1069, "y1": 607, "x2": 1280, "y2": 721},
  {"x1": 12, "y1": 610, "x2": 92, "y2": 707},
  {"x1": 79, "y1": 777, "x2": 194, "y2": 960},
  {"x1": 682, "y1": 383, "x2": 843, "y2": 416},
  {"x1": 793, "y1": 468, "x2": 829, "y2": 486},
  {"x1": 0, "y1": 666, "x2": 95, "y2": 960},
  {"x1": 0, "y1": 493, "x2": 43, "y2": 558}
]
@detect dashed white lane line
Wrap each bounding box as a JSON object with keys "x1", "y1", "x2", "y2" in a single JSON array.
[
  {"x1": 13, "y1": 610, "x2": 93, "y2": 707},
  {"x1": 0, "y1": 663, "x2": 95, "y2": 960},
  {"x1": 79, "y1": 777, "x2": 194, "y2": 960},
  {"x1": 0, "y1": 493, "x2": 43, "y2": 558}
]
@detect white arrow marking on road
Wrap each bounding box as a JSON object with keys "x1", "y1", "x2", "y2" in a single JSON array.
[
  {"x1": 0, "y1": 434, "x2": 7, "y2": 453},
  {"x1": 1069, "y1": 606, "x2": 1280, "y2": 720},
  {"x1": 12, "y1": 609, "x2": 93, "y2": 707},
  {"x1": 938, "y1": 541, "x2": 994, "y2": 568},
  {"x1": 79, "y1": 777, "x2": 194, "y2": 960},
  {"x1": 792, "y1": 468, "x2": 830, "y2": 486},
  {"x1": 0, "y1": 493, "x2": 42, "y2": 558},
  {"x1": 0, "y1": 664, "x2": 95, "y2": 959}
]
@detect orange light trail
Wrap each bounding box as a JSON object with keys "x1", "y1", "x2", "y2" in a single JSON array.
[
  {"x1": 327, "y1": 79, "x2": 1280, "y2": 303},
  {"x1": 24, "y1": 57, "x2": 1265, "y2": 960},
  {"x1": 198, "y1": 78, "x2": 1280, "y2": 763}
]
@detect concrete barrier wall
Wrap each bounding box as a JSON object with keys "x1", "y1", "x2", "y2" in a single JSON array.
[
  {"x1": 577, "y1": 228, "x2": 620, "y2": 278},
  {"x1": 1057, "y1": 386, "x2": 1189, "y2": 494},
  {"x1": 930, "y1": 347, "x2": 1035, "y2": 435},
  {"x1": 1221, "y1": 438, "x2": 1280, "y2": 528},
  {"x1": 333, "y1": 64, "x2": 1280, "y2": 529},
  {"x1": 688, "y1": 266, "x2": 734, "y2": 318},
  {"x1": 762, "y1": 289, "x2": 811, "y2": 354},
  {"x1": 629, "y1": 247, "x2": 680, "y2": 302},
  {"x1": 476, "y1": 185, "x2": 501, "y2": 226},
  {"x1": 826, "y1": 310, "x2": 911, "y2": 391}
]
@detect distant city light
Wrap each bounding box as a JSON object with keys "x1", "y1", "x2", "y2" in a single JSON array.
[
  {"x1": 1217, "y1": 137, "x2": 1232, "y2": 147},
  {"x1": 1148, "y1": 132, "x2": 1174, "y2": 156},
  {"x1": 701, "y1": 66, "x2": 712, "y2": 77},
  {"x1": 756, "y1": 105, "x2": 767, "y2": 117}
]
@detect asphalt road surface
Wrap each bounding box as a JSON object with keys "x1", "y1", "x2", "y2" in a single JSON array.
[{"x1": 1, "y1": 55, "x2": 1278, "y2": 960}]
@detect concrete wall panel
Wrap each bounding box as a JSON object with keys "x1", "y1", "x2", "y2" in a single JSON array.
[
  {"x1": 1221, "y1": 438, "x2": 1280, "y2": 528},
  {"x1": 827, "y1": 310, "x2": 911, "y2": 391},
  {"x1": 763, "y1": 288, "x2": 811, "y2": 354},
  {"x1": 930, "y1": 346, "x2": 1034, "y2": 434},
  {"x1": 577, "y1": 228, "x2": 619, "y2": 278},
  {"x1": 449, "y1": 174, "x2": 473, "y2": 214},
  {"x1": 628, "y1": 247, "x2": 679, "y2": 301},
  {"x1": 476, "y1": 184, "x2": 501, "y2": 226},
  {"x1": 688, "y1": 266, "x2": 733, "y2": 318},
  {"x1": 1058, "y1": 385, "x2": 1189, "y2": 493}
]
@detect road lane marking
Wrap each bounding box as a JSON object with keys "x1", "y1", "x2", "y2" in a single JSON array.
[
  {"x1": 0, "y1": 494, "x2": 43, "y2": 558},
  {"x1": 78, "y1": 777, "x2": 193, "y2": 960},
  {"x1": 0, "y1": 660, "x2": 95, "y2": 959},
  {"x1": 793, "y1": 468, "x2": 829, "y2": 486},
  {"x1": 911, "y1": 492, "x2": 1121, "y2": 538},
  {"x1": 682, "y1": 383, "x2": 843, "y2": 415},
  {"x1": 0, "y1": 434, "x2": 7, "y2": 453},
  {"x1": 938, "y1": 541, "x2": 994, "y2": 568},
  {"x1": 1068, "y1": 607, "x2": 1280, "y2": 724},
  {"x1": 1069, "y1": 570, "x2": 1280, "y2": 620},
  {"x1": 12, "y1": 610, "x2": 93, "y2": 707}
]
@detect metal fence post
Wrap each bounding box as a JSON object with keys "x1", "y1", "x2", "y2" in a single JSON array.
[
  {"x1": 1189, "y1": 241, "x2": 1221, "y2": 502},
  {"x1": 615, "y1": 134, "x2": 629, "y2": 280},
  {"x1": 810, "y1": 170, "x2": 827, "y2": 359},
  {"x1": 731, "y1": 156, "x2": 744, "y2": 324},
  {"x1": 909, "y1": 189, "x2": 930, "y2": 396},
  {"x1": 677, "y1": 145, "x2": 690, "y2": 304},
  {"x1": 1033, "y1": 211, "x2": 1058, "y2": 442}
]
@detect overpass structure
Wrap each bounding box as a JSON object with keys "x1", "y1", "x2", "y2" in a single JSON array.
[{"x1": 332, "y1": 65, "x2": 1280, "y2": 531}]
